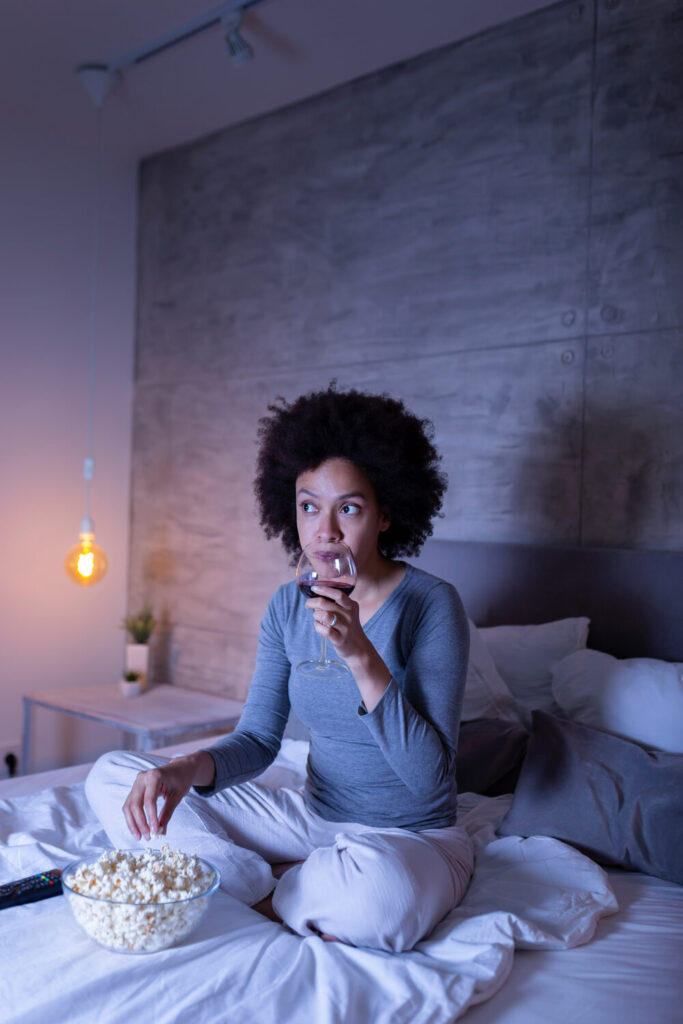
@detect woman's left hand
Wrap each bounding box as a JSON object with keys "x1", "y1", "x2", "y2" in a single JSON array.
[
  {"x1": 305, "y1": 585, "x2": 366, "y2": 662},
  {"x1": 305, "y1": 586, "x2": 392, "y2": 711}
]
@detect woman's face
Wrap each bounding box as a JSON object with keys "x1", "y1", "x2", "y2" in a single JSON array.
[{"x1": 295, "y1": 458, "x2": 390, "y2": 576}]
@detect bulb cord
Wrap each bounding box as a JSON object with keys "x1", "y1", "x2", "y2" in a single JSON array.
[{"x1": 83, "y1": 104, "x2": 102, "y2": 522}]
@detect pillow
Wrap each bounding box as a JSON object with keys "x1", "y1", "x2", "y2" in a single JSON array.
[
  {"x1": 479, "y1": 618, "x2": 590, "y2": 724},
  {"x1": 456, "y1": 718, "x2": 529, "y2": 795},
  {"x1": 499, "y1": 711, "x2": 683, "y2": 884},
  {"x1": 462, "y1": 619, "x2": 521, "y2": 723},
  {"x1": 552, "y1": 648, "x2": 683, "y2": 753}
]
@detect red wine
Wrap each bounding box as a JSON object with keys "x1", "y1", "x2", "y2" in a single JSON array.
[{"x1": 298, "y1": 580, "x2": 356, "y2": 599}]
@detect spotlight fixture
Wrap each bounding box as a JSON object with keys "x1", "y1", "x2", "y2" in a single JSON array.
[{"x1": 221, "y1": 10, "x2": 254, "y2": 66}]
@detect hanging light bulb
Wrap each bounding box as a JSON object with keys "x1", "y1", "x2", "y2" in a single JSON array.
[
  {"x1": 65, "y1": 457, "x2": 108, "y2": 586},
  {"x1": 64, "y1": 66, "x2": 115, "y2": 588},
  {"x1": 65, "y1": 517, "x2": 108, "y2": 586}
]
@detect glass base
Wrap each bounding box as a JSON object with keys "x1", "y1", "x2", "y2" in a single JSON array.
[{"x1": 296, "y1": 658, "x2": 350, "y2": 679}]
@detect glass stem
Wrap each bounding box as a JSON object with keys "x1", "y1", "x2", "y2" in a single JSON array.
[{"x1": 320, "y1": 634, "x2": 328, "y2": 664}]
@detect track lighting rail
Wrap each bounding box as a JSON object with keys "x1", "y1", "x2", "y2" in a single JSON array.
[{"x1": 86, "y1": 0, "x2": 269, "y2": 76}]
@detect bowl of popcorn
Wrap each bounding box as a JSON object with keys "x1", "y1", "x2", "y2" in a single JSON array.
[{"x1": 61, "y1": 846, "x2": 220, "y2": 953}]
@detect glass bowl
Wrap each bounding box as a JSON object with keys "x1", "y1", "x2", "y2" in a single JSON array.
[{"x1": 61, "y1": 850, "x2": 220, "y2": 954}]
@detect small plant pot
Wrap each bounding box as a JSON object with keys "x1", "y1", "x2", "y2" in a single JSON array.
[{"x1": 119, "y1": 679, "x2": 142, "y2": 698}]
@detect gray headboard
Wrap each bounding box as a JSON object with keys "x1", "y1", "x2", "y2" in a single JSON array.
[{"x1": 412, "y1": 540, "x2": 683, "y2": 663}]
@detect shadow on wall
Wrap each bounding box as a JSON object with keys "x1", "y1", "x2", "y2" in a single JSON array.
[
  {"x1": 150, "y1": 606, "x2": 174, "y2": 686},
  {"x1": 507, "y1": 399, "x2": 672, "y2": 551},
  {"x1": 133, "y1": 537, "x2": 177, "y2": 687},
  {"x1": 510, "y1": 405, "x2": 679, "y2": 653},
  {"x1": 580, "y1": 407, "x2": 681, "y2": 553}
]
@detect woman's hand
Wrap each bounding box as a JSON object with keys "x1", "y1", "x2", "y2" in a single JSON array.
[
  {"x1": 305, "y1": 585, "x2": 365, "y2": 662},
  {"x1": 122, "y1": 751, "x2": 215, "y2": 840},
  {"x1": 306, "y1": 586, "x2": 391, "y2": 710}
]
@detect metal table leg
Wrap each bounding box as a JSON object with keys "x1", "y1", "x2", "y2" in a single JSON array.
[
  {"x1": 138, "y1": 732, "x2": 154, "y2": 752},
  {"x1": 20, "y1": 698, "x2": 33, "y2": 776}
]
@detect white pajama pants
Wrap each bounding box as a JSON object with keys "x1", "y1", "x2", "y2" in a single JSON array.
[{"x1": 85, "y1": 750, "x2": 474, "y2": 952}]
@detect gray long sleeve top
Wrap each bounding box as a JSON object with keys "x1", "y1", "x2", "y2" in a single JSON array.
[{"x1": 200, "y1": 564, "x2": 469, "y2": 830}]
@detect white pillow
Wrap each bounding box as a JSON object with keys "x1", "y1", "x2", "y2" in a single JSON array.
[
  {"x1": 462, "y1": 619, "x2": 521, "y2": 723},
  {"x1": 479, "y1": 618, "x2": 590, "y2": 724},
  {"x1": 552, "y1": 649, "x2": 683, "y2": 753}
]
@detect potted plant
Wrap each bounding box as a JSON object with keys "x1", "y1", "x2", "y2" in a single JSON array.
[
  {"x1": 120, "y1": 603, "x2": 155, "y2": 684},
  {"x1": 119, "y1": 670, "x2": 142, "y2": 698}
]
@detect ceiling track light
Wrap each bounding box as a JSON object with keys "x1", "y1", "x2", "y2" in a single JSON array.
[{"x1": 78, "y1": 0, "x2": 269, "y2": 82}]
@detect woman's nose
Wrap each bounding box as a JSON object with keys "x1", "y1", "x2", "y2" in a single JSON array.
[{"x1": 317, "y1": 511, "x2": 341, "y2": 541}]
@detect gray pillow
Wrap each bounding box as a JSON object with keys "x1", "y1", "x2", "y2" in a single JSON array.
[
  {"x1": 498, "y1": 711, "x2": 683, "y2": 884},
  {"x1": 456, "y1": 718, "x2": 529, "y2": 795}
]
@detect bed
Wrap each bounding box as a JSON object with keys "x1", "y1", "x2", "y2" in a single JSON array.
[{"x1": 2, "y1": 540, "x2": 682, "y2": 1024}]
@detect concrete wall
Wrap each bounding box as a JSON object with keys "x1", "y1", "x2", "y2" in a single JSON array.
[
  {"x1": 0, "y1": 122, "x2": 138, "y2": 774},
  {"x1": 130, "y1": 0, "x2": 683, "y2": 701}
]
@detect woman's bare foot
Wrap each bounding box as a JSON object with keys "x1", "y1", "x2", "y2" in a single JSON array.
[
  {"x1": 252, "y1": 892, "x2": 282, "y2": 923},
  {"x1": 307, "y1": 921, "x2": 343, "y2": 943},
  {"x1": 271, "y1": 860, "x2": 303, "y2": 879},
  {"x1": 253, "y1": 863, "x2": 344, "y2": 941},
  {"x1": 252, "y1": 862, "x2": 304, "y2": 923}
]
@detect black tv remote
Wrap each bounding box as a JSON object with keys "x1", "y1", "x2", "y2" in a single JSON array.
[{"x1": 0, "y1": 868, "x2": 63, "y2": 910}]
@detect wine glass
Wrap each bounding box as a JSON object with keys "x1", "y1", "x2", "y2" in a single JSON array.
[{"x1": 296, "y1": 541, "x2": 357, "y2": 678}]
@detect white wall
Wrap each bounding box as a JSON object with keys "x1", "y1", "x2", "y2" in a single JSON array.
[{"x1": 0, "y1": 119, "x2": 138, "y2": 774}]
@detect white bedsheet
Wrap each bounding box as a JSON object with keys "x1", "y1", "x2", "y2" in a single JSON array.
[
  {"x1": 462, "y1": 869, "x2": 683, "y2": 1024},
  {"x1": 0, "y1": 741, "x2": 620, "y2": 1024}
]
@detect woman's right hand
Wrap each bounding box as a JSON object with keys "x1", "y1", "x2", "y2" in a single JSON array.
[{"x1": 122, "y1": 751, "x2": 215, "y2": 840}]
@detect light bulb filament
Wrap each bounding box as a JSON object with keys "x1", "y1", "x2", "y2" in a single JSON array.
[
  {"x1": 65, "y1": 529, "x2": 107, "y2": 587},
  {"x1": 78, "y1": 550, "x2": 95, "y2": 578}
]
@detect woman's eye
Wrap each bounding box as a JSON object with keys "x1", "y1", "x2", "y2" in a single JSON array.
[
  {"x1": 301, "y1": 501, "x2": 316, "y2": 513},
  {"x1": 341, "y1": 504, "x2": 361, "y2": 515}
]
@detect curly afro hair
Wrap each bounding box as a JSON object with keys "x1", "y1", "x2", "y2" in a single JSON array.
[{"x1": 254, "y1": 385, "x2": 447, "y2": 561}]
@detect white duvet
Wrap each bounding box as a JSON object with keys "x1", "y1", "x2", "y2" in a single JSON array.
[{"x1": 0, "y1": 741, "x2": 617, "y2": 1024}]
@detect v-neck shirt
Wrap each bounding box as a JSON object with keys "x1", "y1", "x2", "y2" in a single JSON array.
[{"x1": 201, "y1": 564, "x2": 469, "y2": 830}]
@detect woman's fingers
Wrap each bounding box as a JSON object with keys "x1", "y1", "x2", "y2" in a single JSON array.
[
  {"x1": 309, "y1": 602, "x2": 345, "y2": 634},
  {"x1": 144, "y1": 791, "x2": 161, "y2": 836},
  {"x1": 124, "y1": 790, "x2": 151, "y2": 840},
  {"x1": 122, "y1": 803, "x2": 140, "y2": 840},
  {"x1": 122, "y1": 764, "x2": 191, "y2": 841},
  {"x1": 312, "y1": 616, "x2": 338, "y2": 636},
  {"x1": 124, "y1": 773, "x2": 156, "y2": 840},
  {"x1": 310, "y1": 584, "x2": 350, "y2": 607},
  {"x1": 307, "y1": 586, "x2": 353, "y2": 630},
  {"x1": 157, "y1": 792, "x2": 183, "y2": 834},
  {"x1": 307, "y1": 587, "x2": 366, "y2": 659}
]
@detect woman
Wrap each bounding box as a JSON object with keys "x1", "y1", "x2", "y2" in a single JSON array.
[{"x1": 86, "y1": 386, "x2": 473, "y2": 952}]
